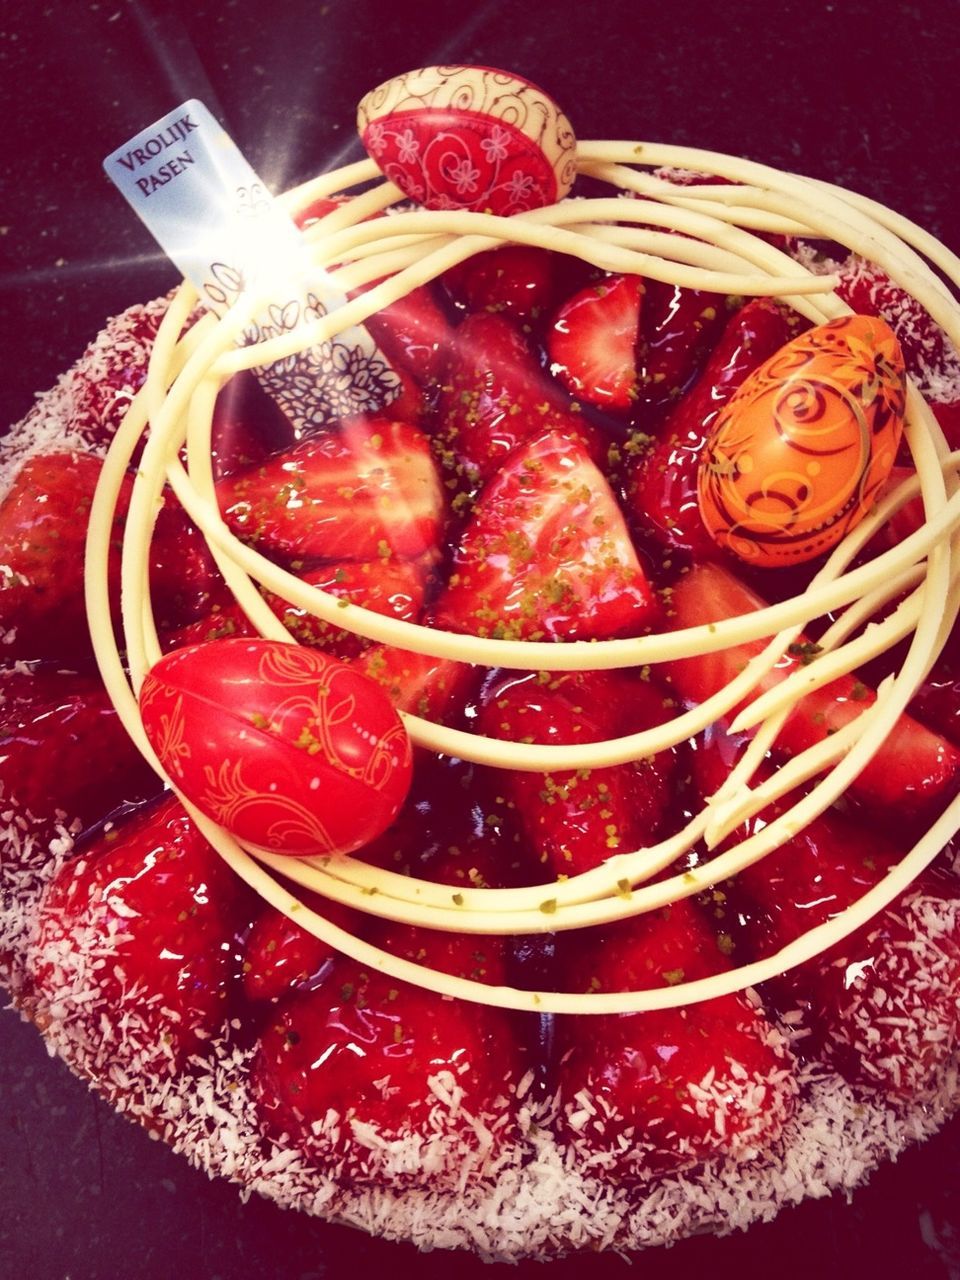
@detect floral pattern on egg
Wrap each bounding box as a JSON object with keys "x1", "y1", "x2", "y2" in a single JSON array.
[
  {"x1": 140, "y1": 639, "x2": 413, "y2": 858},
  {"x1": 697, "y1": 314, "x2": 906, "y2": 566},
  {"x1": 357, "y1": 65, "x2": 577, "y2": 215}
]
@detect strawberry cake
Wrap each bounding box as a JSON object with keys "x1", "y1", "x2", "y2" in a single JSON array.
[{"x1": 2, "y1": 80, "x2": 960, "y2": 1261}]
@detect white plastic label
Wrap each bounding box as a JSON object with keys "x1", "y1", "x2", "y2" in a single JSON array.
[{"x1": 104, "y1": 100, "x2": 399, "y2": 430}]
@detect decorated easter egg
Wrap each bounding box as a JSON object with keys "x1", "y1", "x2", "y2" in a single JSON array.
[
  {"x1": 357, "y1": 64, "x2": 577, "y2": 215},
  {"x1": 697, "y1": 314, "x2": 906, "y2": 566},
  {"x1": 140, "y1": 640, "x2": 412, "y2": 857}
]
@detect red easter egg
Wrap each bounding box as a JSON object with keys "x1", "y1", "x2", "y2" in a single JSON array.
[
  {"x1": 357, "y1": 64, "x2": 577, "y2": 215},
  {"x1": 697, "y1": 314, "x2": 906, "y2": 566},
  {"x1": 140, "y1": 640, "x2": 412, "y2": 857}
]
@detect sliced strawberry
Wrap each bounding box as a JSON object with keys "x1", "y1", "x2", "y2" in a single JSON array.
[
  {"x1": 0, "y1": 663, "x2": 160, "y2": 839},
  {"x1": 361, "y1": 284, "x2": 455, "y2": 389},
  {"x1": 432, "y1": 430, "x2": 660, "y2": 642},
  {"x1": 0, "y1": 452, "x2": 225, "y2": 660},
  {"x1": 32, "y1": 795, "x2": 255, "y2": 1072},
  {"x1": 210, "y1": 370, "x2": 298, "y2": 480},
  {"x1": 664, "y1": 562, "x2": 960, "y2": 817},
  {"x1": 476, "y1": 669, "x2": 680, "y2": 877},
  {"x1": 555, "y1": 902, "x2": 795, "y2": 1176},
  {"x1": 635, "y1": 280, "x2": 728, "y2": 411},
  {"x1": 547, "y1": 274, "x2": 643, "y2": 411},
  {"x1": 355, "y1": 644, "x2": 477, "y2": 725},
  {"x1": 435, "y1": 312, "x2": 597, "y2": 490},
  {"x1": 216, "y1": 418, "x2": 444, "y2": 565},
  {"x1": 243, "y1": 891, "x2": 361, "y2": 1003},
  {"x1": 163, "y1": 556, "x2": 429, "y2": 660},
  {"x1": 694, "y1": 728, "x2": 960, "y2": 1098},
  {"x1": 627, "y1": 298, "x2": 802, "y2": 564},
  {"x1": 443, "y1": 245, "x2": 561, "y2": 322},
  {"x1": 251, "y1": 960, "x2": 521, "y2": 1184}
]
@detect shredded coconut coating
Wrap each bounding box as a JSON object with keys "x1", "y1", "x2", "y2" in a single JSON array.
[{"x1": 3, "y1": 152, "x2": 960, "y2": 1258}]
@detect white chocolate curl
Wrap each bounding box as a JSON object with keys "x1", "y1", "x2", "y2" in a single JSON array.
[{"x1": 85, "y1": 144, "x2": 960, "y2": 1014}]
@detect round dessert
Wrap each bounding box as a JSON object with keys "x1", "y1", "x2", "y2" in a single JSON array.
[{"x1": 2, "y1": 69, "x2": 960, "y2": 1260}]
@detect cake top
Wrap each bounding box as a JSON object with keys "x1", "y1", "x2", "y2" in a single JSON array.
[{"x1": 24, "y1": 66, "x2": 960, "y2": 1018}]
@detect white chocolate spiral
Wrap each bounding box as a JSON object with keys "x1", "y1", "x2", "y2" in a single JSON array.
[{"x1": 84, "y1": 145, "x2": 960, "y2": 1014}]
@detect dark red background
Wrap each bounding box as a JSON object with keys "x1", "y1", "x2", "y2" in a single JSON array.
[{"x1": 1, "y1": 1, "x2": 959, "y2": 1277}]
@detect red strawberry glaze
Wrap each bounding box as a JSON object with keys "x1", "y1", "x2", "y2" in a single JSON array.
[
  {"x1": 30, "y1": 796, "x2": 257, "y2": 1075},
  {"x1": 0, "y1": 664, "x2": 160, "y2": 839},
  {"x1": 664, "y1": 562, "x2": 960, "y2": 819},
  {"x1": 432, "y1": 429, "x2": 660, "y2": 641},
  {"x1": 162, "y1": 555, "x2": 430, "y2": 660},
  {"x1": 216, "y1": 417, "x2": 445, "y2": 565},
  {"x1": 1, "y1": 145, "x2": 960, "y2": 1259},
  {"x1": 555, "y1": 905, "x2": 796, "y2": 1177},
  {"x1": 548, "y1": 274, "x2": 644, "y2": 411},
  {"x1": 251, "y1": 963, "x2": 523, "y2": 1187},
  {"x1": 243, "y1": 890, "x2": 363, "y2": 1004},
  {"x1": 434, "y1": 311, "x2": 598, "y2": 492},
  {"x1": 0, "y1": 451, "x2": 226, "y2": 661},
  {"x1": 694, "y1": 730, "x2": 960, "y2": 1099},
  {"x1": 476, "y1": 668, "x2": 681, "y2": 877},
  {"x1": 443, "y1": 244, "x2": 562, "y2": 322}
]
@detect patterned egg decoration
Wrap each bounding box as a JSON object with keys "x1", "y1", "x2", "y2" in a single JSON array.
[
  {"x1": 357, "y1": 64, "x2": 577, "y2": 215},
  {"x1": 140, "y1": 639, "x2": 413, "y2": 857},
  {"x1": 697, "y1": 314, "x2": 906, "y2": 566}
]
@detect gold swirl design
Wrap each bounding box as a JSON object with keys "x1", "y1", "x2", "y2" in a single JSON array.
[
  {"x1": 361, "y1": 719, "x2": 411, "y2": 792},
  {"x1": 199, "y1": 757, "x2": 337, "y2": 853},
  {"x1": 356, "y1": 64, "x2": 576, "y2": 199},
  {"x1": 139, "y1": 682, "x2": 192, "y2": 779},
  {"x1": 249, "y1": 650, "x2": 403, "y2": 792}
]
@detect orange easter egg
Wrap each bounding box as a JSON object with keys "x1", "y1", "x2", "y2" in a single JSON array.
[{"x1": 697, "y1": 314, "x2": 906, "y2": 566}]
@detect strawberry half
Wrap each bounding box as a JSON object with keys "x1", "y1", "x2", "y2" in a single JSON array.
[
  {"x1": 443, "y1": 245, "x2": 561, "y2": 322},
  {"x1": 555, "y1": 903, "x2": 796, "y2": 1176},
  {"x1": 243, "y1": 891, "x2": 361, "y2": 1004},
  {"x1": 217, "y1": 417, "x2": 444, "y2": 565},
  {"x1": 664, "y1": 562, "x2": 960, "y2": 818},
  {"x1": 0, "y1": 451, "x2": 226, "y2": 661},
  {"x1": 547, "y1": 274, "x2": 643, "y2": 411},
  {"x1": 0, "y1": 664, "x2": 160, "y2": 840},
  {"x1": 694, "y1": 728, "x2": 960, "y2": 1099},
  {"x1": 627, "y1": 298, "x2": 802, "y2": 564},
  {"x1": 362, "y1": 284, "x2": 455, "y2": 389},
  {"x1": 476, "y1": 669, "x2": 680, "y2": 877},
  {"x1": 835, "y1": 259, "x2": 958, "y2": 380},
  {"x1": 434, "y1": 312, "x2": 597, "y2": 491},
  {"x1": 32, "y1": 795, "x2": 255, "y2": 1073},
  {"x1": 373, "y1": 848, "x2": 512, "y2": 990},
  {"x1": 251, "y1": 960, "x2": 522, "y2": 1186},
  {"x1": 355, "y1": 645, "x2": 477, "y2": 724},
  {"x1": 163, "y1": 555, "x2": 430, "y2": 660},
  {"x1": 635, "y1": 279, "x2": 727, "y2": 411},
  {"x1": 432, "y1": 430, "x2": 660, "y2": 642}
]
